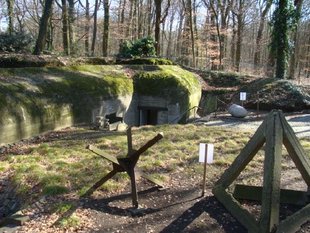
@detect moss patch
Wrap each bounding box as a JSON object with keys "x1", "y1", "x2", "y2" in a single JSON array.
[
  {"x1": 196, "y1": 70, "x2": 255, "y2": 88},
  {"x1": 0, "y1": 54, "x2": 174, "y2": 68},
  {"x1": 133, "y1": 65, "x2": 201, "y2": 120},
  {"x1": 239, "y1": 78, "x2": 310, "y2": 111},
  {"x1": 0, "y1": 64, "x2": 201, "y2": 143},
  {"x1": 117, "y1": 58, "x2": 174, "y2": 65},
  {"x1": 0, "y1": 65, "x2": 133, "y2": 123}
]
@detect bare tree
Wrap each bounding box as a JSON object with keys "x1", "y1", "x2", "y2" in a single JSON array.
[
  {"x1": 166, "y1": 0, "x2": 176, "y2": 58},
  {"x1": 175, "y1": 4, "x2": 185, "y2": 57},
  {"x1": 91, "y1": 0, "x2": 99, "y2": 56},
  {"x1": 231, "y1": 0, "x2": 253, "y2": 71},
  {"x1": 33, "y1": 0, "x2": 54, "y2": 55},
  {"x1": 254, "y1": 0, "x2": 272, "y2": 69},
  {"x1": 6, "y1": 0, "x2": 15, "y2": 34},
  {"x1": 154, "y1": 0, "x2": 170, "y2": 55},
  {"x1": 102, "y1": 0, "x2": 110, "y2": 56},
  {"x1": 288, "y1": 0, "x2": 304, "y2": 79},
  {"x1": 181, "y1": 0, "x2": 195, "y2": 66},
  {"x1": 68, "y1": 0, "x2": 76, "y2": 53},
  {"x1": 61, "y1": 0, "x2": 70, "y2": 55},
  {"x1": 84, "y1": 0, "x2": 90, "y2": 55}
]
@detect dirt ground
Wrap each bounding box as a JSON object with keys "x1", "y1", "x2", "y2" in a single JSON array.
[
  {"x1": 1, "y1": 113, "x2": 310, "y2": 233},
  {"x1": 14, "y1": 171, "x2": 310, "y2": 233}
]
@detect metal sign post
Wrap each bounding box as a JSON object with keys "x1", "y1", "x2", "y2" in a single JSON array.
[
  {"x1": 256, "y1": 91, "x2": 260, "y2": 118},
  {"x1": 199, "y1": 143, "x2": 214, "y2": 196},
  {"x1": 240, "y1": 92, "x2": 247, "y2": 106}
]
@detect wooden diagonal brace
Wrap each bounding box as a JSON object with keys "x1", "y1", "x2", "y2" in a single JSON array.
[
  {"x1": 129, "y1": 133, "x2": 164, "y2": 167},
  {"x1": 85, "y1": 131, "x2": 164, "y2": 208}
]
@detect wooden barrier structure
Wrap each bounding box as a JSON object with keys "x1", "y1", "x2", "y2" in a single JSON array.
[
  {"x1": 83, "y1": 127, "x2": 164, "y2": 208},
  {"x1": 212, "y1": 110, "x2": 310, "y2": 233}
]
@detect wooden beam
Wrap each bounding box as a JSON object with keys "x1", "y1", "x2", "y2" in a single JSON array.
[
  {"x1": 128, "y1": 167, "x2": 139, "y2": 208},
  {"x1": 214, "y1": 120, "x2": 266, "y2": 189},
  {"x1": 279, "y1": 113, "x2": 310, "y2": 187},
  {"x1": 87, "y1": 145, "x2": 120, "y2": 165},
  {"x1": 213, "y1": 185, "x2": 260, "y2": 232},
  {"x1": 212, "y1": 110, "x2": 310, "y2": 232},
  {"x1": 260, "y1": 112, "x2": 282, "y2": 233},
  {"x1": 127, "y1": 127, "x2": 133, "y2": 155},
  {"x1": 81, "y1": 169, "x2": 118, "y2": 197},
  {"x1": 131, "y1": 133, "x2": 164, "y2": 166},
  {"x1": 233, "y1": 184, "x2": 309, "y2": 206},
  {"x1": 276, "y1": 204, "x2": 310, "y2": 233}
]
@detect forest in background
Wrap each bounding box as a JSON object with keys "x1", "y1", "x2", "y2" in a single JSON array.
[{"x1": 0, "y1": 0, "x2": 309, "y2": 80}]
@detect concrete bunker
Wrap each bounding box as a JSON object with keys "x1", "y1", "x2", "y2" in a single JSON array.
[
  {"x1": 138, "y1": 106, "x2": 166, "y2": 126},
  {"x1": 0, "y1": 65, "x2": 201, "y2": 144}
]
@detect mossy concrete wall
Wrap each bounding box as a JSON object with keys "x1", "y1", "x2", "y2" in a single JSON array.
[
  {"x1": 134, "y1": 66, "x2": 201, "y2": 121},
  {"x1": 91, "y1": 95, "x2": 133, "y2": 123},
  {"x1": 0, "y1": 65, "x2": 201, "y2": 145},
  {"x1": 0, "y1": 104, "x2": 73, "y2": 144}
]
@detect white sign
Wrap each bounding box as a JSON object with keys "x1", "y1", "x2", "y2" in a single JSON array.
[
  {"x1": 240, "y1": 92, "x2": 247, "y2": 101},
  {"x1": 199, "y1": 143, "x2": 214, "y2": 164}
]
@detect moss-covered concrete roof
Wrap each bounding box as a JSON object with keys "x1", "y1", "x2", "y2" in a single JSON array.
[{"x1": 0, "y1": 65, "x2": 201, "y2": 123}]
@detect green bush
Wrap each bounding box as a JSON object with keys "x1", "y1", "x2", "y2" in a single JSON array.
[
  {"x1": 118, "y1": 36, "x2": 156, "y2": 58},
  {"x1": 0, "y1": 32, "x2": 33, "y2": 53},
  {"x1": 118, "y1": 40, "x2": 133, "y2": 58},
  {"x1": 117, "y1": 58, "x2": 174, "y2": 65}
]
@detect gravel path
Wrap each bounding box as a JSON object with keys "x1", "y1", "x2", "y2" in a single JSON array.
[{"x1": 196, "y1": 112, "x2": 310, "y2": 138}]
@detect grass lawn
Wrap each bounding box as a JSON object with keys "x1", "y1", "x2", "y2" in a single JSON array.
[{"x1": 1, "y1": 124, "x2": 309, "y2": 231}]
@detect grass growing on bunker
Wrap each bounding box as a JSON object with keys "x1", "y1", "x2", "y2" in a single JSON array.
[{"x1": 1, "y1": 124, "x2": 310, "y2": 207}]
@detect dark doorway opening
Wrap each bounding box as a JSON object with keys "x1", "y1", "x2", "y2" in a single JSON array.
[
  {"x1": 140, "y1": 109, "x2": 158, "y2": 125},
  {"x1": 105, "y1": 112, "x2": 123, "y2": 123},
  {"x1": 138, "y1": 106, "x2": 167, "y2": 126}
]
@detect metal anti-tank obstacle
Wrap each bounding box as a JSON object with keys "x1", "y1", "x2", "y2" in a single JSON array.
[
  {"x1": 83, "y1": 127, "x2": 164, "y2": 208},
  {"x1": 213, "y1": 110, "x2": 310, "y2": 233}
]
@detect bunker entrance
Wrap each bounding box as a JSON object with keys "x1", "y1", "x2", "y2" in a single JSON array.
[
  {"x1": 105, "y1": 112, "x2": 123, "y2": 124},
  {"x1": 138, "y1": 106, "x2": 167, "y2": 126}
]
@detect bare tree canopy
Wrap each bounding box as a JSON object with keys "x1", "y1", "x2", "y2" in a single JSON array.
[{"x1": 0, "y1": 0, "x2": 309, "y2": 79}]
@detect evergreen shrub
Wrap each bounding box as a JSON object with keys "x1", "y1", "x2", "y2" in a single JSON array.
[
  {"x1": 0, "y1": 32, "x2": 33, "y2": 53},
  {"x1": 118, "y1": 36, "x2": 156, "y2": 58}
]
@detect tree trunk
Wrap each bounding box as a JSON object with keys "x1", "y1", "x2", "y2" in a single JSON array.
[
  {"x1": 160, "y1": 18, "x2": 165, "y2": 55},
  {"x1": 147, "y1": 0, "x2": 152, "y2": 36},
  {"x1": 6, "y1": 0, "x2": 14, "y2": 34},
  {"x1": 84, "y1": 0, "x2": 90, "y2": 56},
  {"x1": 193, "y1": 0, "x2": 199, "y2": 66},
  {"x1": 234, "y1": 0, "x2": 245, "y2": 72},
  {"x1": 68, "y1": 0, "x2": 76, "y2": 54},
  {"x1": 235, "y1": 12, "x2": 243, "y2": 72},
  {"x1": 138, "y1": 0, "x2": 143, "y2": 37},
  {"x1": 219, "y1": 0, "x2": 231, "y2": 70},
  {"x1": 154, "y1": 0, "x2": 162, "y2": 56},
  {"x1": 91, "y1": 0, "x2": 99, "y2": 56},
  {"x1": 209, "y1": 4, "x2": 218, "y2": 70},
  {"x1": 166, "y1": 8, "x2": 175, "y2": 58},
  {"x1": 61, "y1": 0, "x2": 70, "y2": 55},
  {"x1": 187, "y1": 0, "x2": 196, "y2": 67},
  {"x1": 33, "y1": 0, "x2": 54, "y2": 55},
  {"x1": 130, "y1": 0, "x2": 137, "y2": 39},
  {"x1": 47, "y1": 16, "x2": 54, "y2": 50},
  {"x1": 126, "y1": 0, "x2": 134, "y2": 39},
  {"x1": 288, "y1": 0, "x2": 304, "y2": 79},
  {"x1": 119, "y1": 0, "x2": 126, "y2": 45},
  {"x1": 230, "y1": 13, "x2": 237, "y2": 69},
  {"x1": 254, "y1": 0, "x2": 272, "y2": 69},
  {"x1": 102, "y1": 0, "x2": 110, "y2": 57},
  {"x1": 272, "y1": 0, "x2": 289, "y2": 79},
  {"x1": 176, "y1": 8, "x2": 184, "y2": 57}
]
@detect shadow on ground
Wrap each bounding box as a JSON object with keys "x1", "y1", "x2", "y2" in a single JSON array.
[{"x1": 54, "y1": 184, "x2": 247, "y2": 232}]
